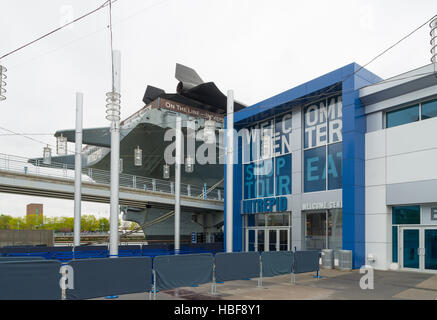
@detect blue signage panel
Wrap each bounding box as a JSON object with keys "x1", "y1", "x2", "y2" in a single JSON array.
[
  {"x1": 275, "y1": 154, "x2": 292, "y2": 195},
  {"x1": 304, "y1": 146, "x2": 326, "y2": 193},
  {"x1": 242, "y1": 196, "x2": 288, "y2": 214}
]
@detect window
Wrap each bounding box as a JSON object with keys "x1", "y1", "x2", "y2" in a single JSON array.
[
  {"x1": 328, "y1": 143, "x2": 342, "y2": 190},
  {"x1": 421, "y1": 98, "x2": 437, "y2": 120},
  {"x1": 386, "y1": 104, "x2": 419, "y2": 128},
  {"x1": 392, "y1": 226, "x2": 398, "y2": 263},
  {"x1": 305, "y1": 209, "x2": 342, "y2": 250},
  {"x1": 385, "y1": 98, "x2": 437, "y2": 129},
  {"x1": 242, "y1": 112, "x2": 292, "y2": 199},
  {"x1": 275, "y1": 154, "x2": 291, "y2": 195},
  {"x1": 303, "y1": 96, "x2": 342, "y2": 193},
  {"x1": 243, "y1": 163, "x2": 256, "y2": 199},
  {"x1": 392, "y1": 206, "x2": 420, "y2": 225},
  {"x1": 304, "y1": 146, "x2": 326, "y2": 193}
]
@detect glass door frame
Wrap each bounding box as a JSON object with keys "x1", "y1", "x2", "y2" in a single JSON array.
[
  {"x1": 245, "y1": 227, "x2": 291, "y2": 252},
  {"x1": 399, "y1": 226, "x2": 437, "y2": 274},
  {"x1": 423, "y1": 226, "x2": 437, "y2": 273}
]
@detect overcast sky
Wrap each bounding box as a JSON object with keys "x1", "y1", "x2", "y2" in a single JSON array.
[{"x1": 0, "y1": 0, "x2": 436, "y2": 217}]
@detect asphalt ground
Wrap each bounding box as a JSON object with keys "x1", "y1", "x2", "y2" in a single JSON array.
[{"x1": 93, "y1": 268, "x2": 437, "y2": 300}]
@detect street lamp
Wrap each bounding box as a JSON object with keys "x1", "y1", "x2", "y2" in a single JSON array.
[
  {"x1": 134, "y1": 146, "x2": 142, "y2": 166},
  {"x1": 163, "y1": 163, "x2": 170, "y2": 179},
  {"x1": 185, "y1": 155, "x2": 194, "y2": 173},
  {"x1": 57, "y1": 134, "x2": 68, "y2": 155},
  {"x1": 43, "y1": 145, "x2": 52, "y2": 165},
  {"x1": 203, "y1": 116, "x2": 216, "y2": 144}
]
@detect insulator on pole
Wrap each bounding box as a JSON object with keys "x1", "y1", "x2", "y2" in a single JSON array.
[
  {"x1": 119, "y1": 158, "x2": 123, "y2": 173},
  {"x1": 134, "y1": 146, "x2": 142, "y2": 166},
  {"x1": 163, "y1": 163, "x2": 170, "y2": 179},
  {"x1": 106, "y1": 91, "x2": 121, "y2": 122},
  {"x1": 43, "y1": 145, "x2": 52, "y2": 165},
  {"x1": 56, "y1": 134, "x2": 68, "y2": 155},
  {"x1": 0, "y1": 65, "x2": 7, "y2": 101},
  {"x1": 431, "y1": 17, "x2": 437, "y2": 63}
]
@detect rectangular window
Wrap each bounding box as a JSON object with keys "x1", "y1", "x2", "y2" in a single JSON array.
[
  {"x1": 304, "y1": 146, "x2": 326, "y2": 193},
  {"x1": 274, "y1": 113, "x2": 292, "y2": 156},
  {"x1": 392, "y1": 206, "x2": 420, "y2": 224},
  {"x1": 328, "y1": 143, "x2": 342, "y2": 190},
  {"x1": 328, "y1": 209, "x2": 342, "y2": 251},
  {"x1": 243, "y1": 163, "x2": 257, "y2": 199},
  {"x1": 386, "y1": 104, "x2": 419, "y2": 128},
  {"x1": 256, "y1": 160, "x2": 274, "y2": 198},
  {"x1": 242, "y1": 111, "x2": 293, "y2": 202},
  {"x1": 392, "y1": 226, "x2": 398, "y2": 263},
  {"x1": 275, "y1": 154, "x2": 292, "y2": 195},
  {"x1": 421, "y1": 98, "x2": 437, "y2": 120}
]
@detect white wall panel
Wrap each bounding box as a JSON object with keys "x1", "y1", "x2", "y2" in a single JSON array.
[
  {"x1": 365, "y1": 130, "x2": 385, "y2": 160},
  {"x1": 365, "y1": 185, "x2": 387, "y2": 215},
  {"x1": 386, "y1": 117, "x2": 437, "y2": 156},
  {"x1": 365, "y1": 158, "x2": 386, "y2": 187},
  {"x1": 387, "y1": 148, "x2": 437, "y2": 184}
]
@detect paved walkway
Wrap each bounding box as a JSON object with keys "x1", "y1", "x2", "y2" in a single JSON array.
[{"x1": 94, "y1": 269, "x2": 437, "y2": 300}]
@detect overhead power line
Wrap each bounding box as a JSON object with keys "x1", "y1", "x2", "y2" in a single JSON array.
[{"x1": 0, "y1": 0, "x2": 118, "y2": 61}]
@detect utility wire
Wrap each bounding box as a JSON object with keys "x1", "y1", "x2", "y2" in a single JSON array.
[{"x1": 0, "y1": 0, "x2": 118, "y2": 61}]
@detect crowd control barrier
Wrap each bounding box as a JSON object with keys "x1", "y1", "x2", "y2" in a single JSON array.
[
  {"x1": 215, "y1": 252, "x2": 260, "y2": 283},
  {"x1": 261, "y1": 251, "x2": 294, "y2": 278},
  {"x1": 118, "y1": 245, "x2": 141, "y2": 257},
  {"x1": 66, "y1": 257, "x2": 153, "y2": 300},
  {"x1": 0, "y1": 260, "x2": 62, "y2": 300},
  {"x1": 292, "y1": 250, "x2": 321, "y2": 284},
  {"x1": 0, "y1": 256, "x2": 47, "y2": 261},
  {"x1": 73, "y1": 245, "x2": 109, "y2": 259},
  {"x1": 153, "y1": 253, "x2": 213, "y2": 298}
]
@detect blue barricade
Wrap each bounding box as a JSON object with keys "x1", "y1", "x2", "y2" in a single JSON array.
[
  {"x1": 293, "y1": 250, "x2": 321, "y2": 274},
  {"x1": 0, "y1": 260, "x2": 61, "y2": 300},
  {"x1": 261, "y1": 251, "x2": 294, "y2": 277},
  {"x1": 153, "y1": 253, "x2": 213, "y2": 291},
  {"x1": 215, "y1": 252, "x2": 260, "y2": 282},
  {"x1": 66, "y1": 257, "x2": 153, "y2": 300}
]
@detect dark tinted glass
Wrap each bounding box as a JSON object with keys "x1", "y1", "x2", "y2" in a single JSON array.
[
  {"x1": 386, "y1": 105, "x2": 419, "y2": 128},
  {"x1": 392, "y1": 206, "x2": 420, "y2": 224},
  {"x1": 421, "y1": 99, "x2": 437, "y2": 120}
]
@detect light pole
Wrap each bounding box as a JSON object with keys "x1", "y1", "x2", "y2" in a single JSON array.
[
  {"x1": 226, "y1": 90, "x2": 234, "y2": 253},
  {"x1": 106, "y1": 50, "x2": 121, "y2": 258},
  {"x1": 174, "y1": 116, "x2": 182, "y2": 252},
  {"x1": 74, "y1": 92, "x2": 83, "y2": 247}
]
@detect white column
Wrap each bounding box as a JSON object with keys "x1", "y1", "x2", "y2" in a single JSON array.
[
  {"x1": 73, "y1": 92, "x2": 83, "y2": 247},
  {"x1": 226, "y1": 90, "x2": 234, "y2": 252},
  {"x1": 109, "y1": 50, "x2": 121, "y2": 258},
  {"x1": 175, "y1": 116, "x2": 182, "y2": 252}
]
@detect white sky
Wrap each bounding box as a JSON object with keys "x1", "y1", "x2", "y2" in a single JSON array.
[{"x1": 0, "y1": 0, "x2": 436, "y2": 217}]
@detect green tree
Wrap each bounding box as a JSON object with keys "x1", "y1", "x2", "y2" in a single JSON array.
[
  {"x1": 97, "y1": 218, "x2": 109, "y2": 232},
  {"x1": 0, "y1": 214, "x2": 13, "y2": 230}
]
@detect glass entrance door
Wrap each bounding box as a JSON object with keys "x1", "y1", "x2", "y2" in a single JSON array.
[
  {"x1": 245, "y1": 228, "x2": 290, "y2": 252},
  {"x1": 400, "y1": 227, "x2": 437, "y2": 273},
  {"x1": 402, "y1": 228, "x2": 420, "y2": 269},
  {"x1": 424, "y1": 228, "x2": 437, "y2": 272}
]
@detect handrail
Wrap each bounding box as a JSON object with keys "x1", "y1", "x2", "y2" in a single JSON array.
[{"x1": 0, "y1": 153, "x2": 223, "y2": 201}]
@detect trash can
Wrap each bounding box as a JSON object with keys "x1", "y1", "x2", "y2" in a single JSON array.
[
  {"x1": 321, "y1": 249, "x2": 334, "y2": 269},
  {"x1": 338, "y1": 250, "x2": 352, "y2": 271}
]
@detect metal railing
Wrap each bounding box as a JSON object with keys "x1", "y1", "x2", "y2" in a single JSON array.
[{"x1": 0, "y1": 153, "x2": 223, "y2": 201}]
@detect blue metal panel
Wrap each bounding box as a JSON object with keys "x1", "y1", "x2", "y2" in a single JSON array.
[{"x1": 226, "y1": 62, "x2": 380, "y2": 268}]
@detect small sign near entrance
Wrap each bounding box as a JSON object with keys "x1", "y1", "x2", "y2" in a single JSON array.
[
  {"x1": 431, "y1": 208, "x2": 437, "y2": 221},
  {"x1": 191, "y1": 232, "x2": 197, "y2": 244}
]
